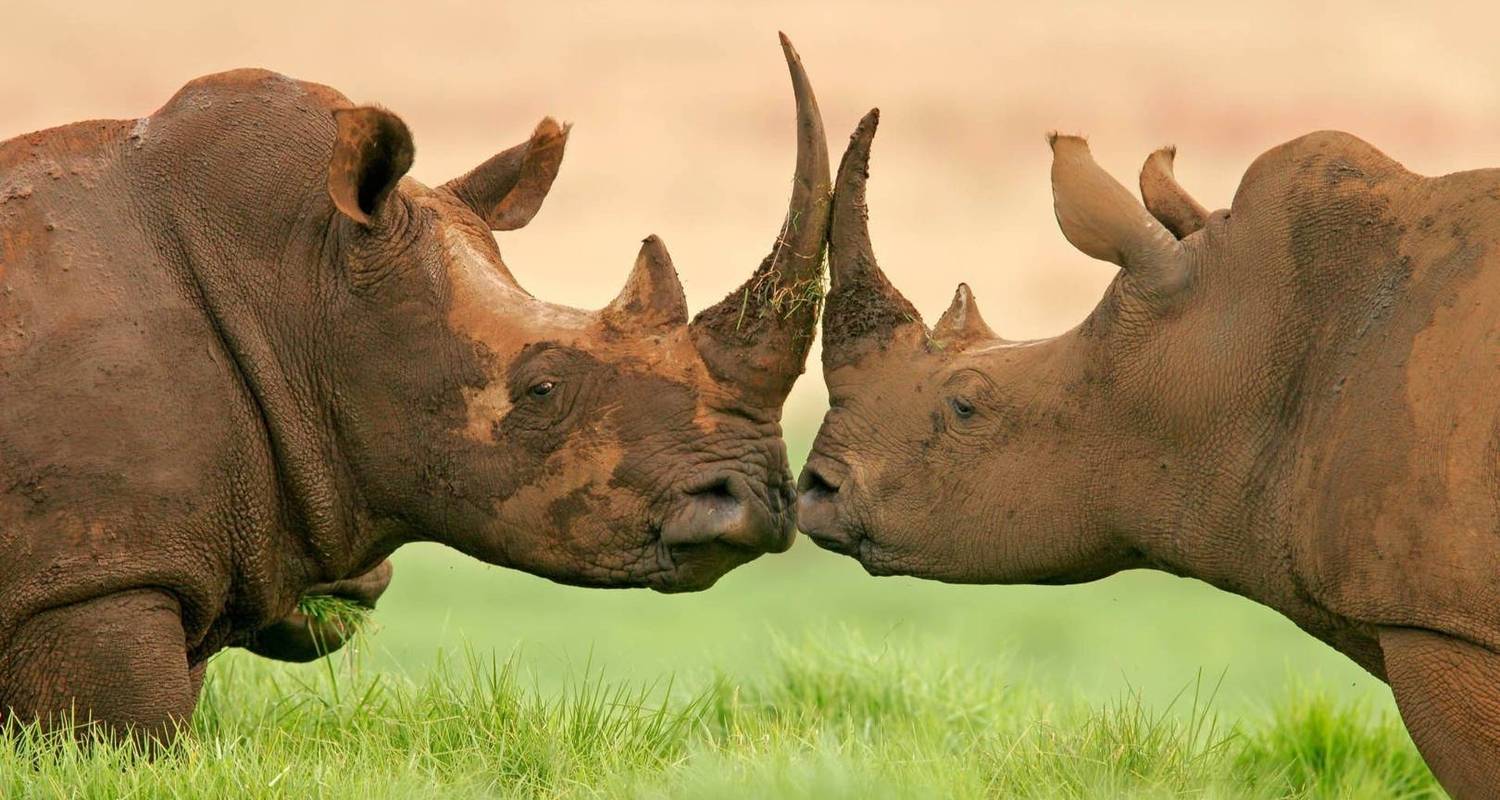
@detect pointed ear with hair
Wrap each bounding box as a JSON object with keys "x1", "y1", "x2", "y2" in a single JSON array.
[
  {"x1": 1049, "y1": 133, "x2": 1187, "y2": 293},
  {"x1": 442, "y1": 118, "x2": 570, "y2": 231},
  {"x1": 328, "y1": 107, "x2": 415, "y2": 226},
  {"x1": 1140, "y1": 146, "x2": 1209, "y2": 239}
]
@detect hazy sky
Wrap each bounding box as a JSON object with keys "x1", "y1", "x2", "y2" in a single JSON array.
[{"x1": 7, "y1": 1, "x2": 1497, "y2": 423}]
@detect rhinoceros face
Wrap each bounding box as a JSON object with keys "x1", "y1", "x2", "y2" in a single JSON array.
[
  {"x1": 799, "y1": 111, "x2": 1226, "y2": 584},
  {"x1": 319, "y1": 37, "x2": 830, "y2": 592}
]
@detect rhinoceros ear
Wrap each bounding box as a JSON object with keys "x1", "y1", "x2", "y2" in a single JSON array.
[
  {"x1": 328, "y1": 107, "x2": 415, "y2": 227},
  {"x1": 1139, "y1": 146, "x2": 1208, "y2": 239},
  {"x1": 442, "y1": 118, "x2": 569, "y2": 232},
  {"x1": 1049, "y1": 133, "x2": 1186, "y2": 291}
]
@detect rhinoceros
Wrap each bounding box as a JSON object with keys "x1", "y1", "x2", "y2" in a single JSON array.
[
  {"x1": 0, "y1": 34, "x2": 831, "y2": 742},
  {"x1": 798, "y1": 110, "x2": 1500, "y2": 795}
]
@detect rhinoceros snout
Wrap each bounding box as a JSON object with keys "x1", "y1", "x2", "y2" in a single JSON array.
[
  {"x1": 660, "y1": 472, "x2": 793, "y2": 554},
  {"x1": 795, "y1": 457, "x2": 855, "y2": 553}
]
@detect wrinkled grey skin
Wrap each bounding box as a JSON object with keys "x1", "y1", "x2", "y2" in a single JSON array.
[{"x1": 800, "y1": 111, "x2": 1500, "y2": 796}]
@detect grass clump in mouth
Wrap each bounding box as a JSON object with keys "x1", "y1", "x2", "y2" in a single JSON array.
[{"x1": 296, "y1": 594, "x2": 372, "y2": 637}]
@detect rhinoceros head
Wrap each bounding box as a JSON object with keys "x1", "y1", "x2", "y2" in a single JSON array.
[
  {"x1": 321, "y1": 36, "x2": 829, "y2": 592},
  {"x1": 799, "y1": 110, "x2": 1227, "y2": 583}
]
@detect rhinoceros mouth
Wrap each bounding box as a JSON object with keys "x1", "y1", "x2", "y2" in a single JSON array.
[
  {"x1": 802, "y1": 525, "x2": 859, "y2": 556},
  {"x1": 803, "y1": 524, "x2": 899, "y2": 578},
  {"x1": 647, "y1": 536, "x2": 769, "y2": 594}
]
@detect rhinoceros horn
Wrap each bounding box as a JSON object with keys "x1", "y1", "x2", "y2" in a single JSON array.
[
  {"x1": 821, "y1": 109, "x2": 925, "y2": 368},
  {"x1": 601, "y1": 235, "x2": 689, "y2": 332},
  {"x1": 931, "y1": 283, "x2": 997, "y2": 348},
  {"x1": 688, "y1": 33, "x2": 832, "y2": 403}
]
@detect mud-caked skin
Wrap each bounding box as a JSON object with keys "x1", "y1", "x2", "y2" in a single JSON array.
[
  {"x1": 800, "y1": 111, "x2": 1500, "y2": 797},
  {"x1": 0, "y1": 35, "x2": 832, "y2": 743}
]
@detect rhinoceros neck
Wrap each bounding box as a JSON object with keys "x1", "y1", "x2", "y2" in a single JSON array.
[{"x1": 128, "y1": 73, "x2": 392, "y2": 588}]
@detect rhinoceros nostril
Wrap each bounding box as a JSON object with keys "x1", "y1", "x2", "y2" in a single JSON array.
[
  {"x1": 659, "y1": 473, "x2": 793, "y2": 554},
  {"x1": 796, "y1": 461, "x2": 849, "y2": 545},
  {"x1": 690, "y1": 476, "x2": 738, "y2": 506},
  {"x1": 797, "y1": 465, "x2": 840, "y2": 498},
  {"x1": 660, "y1": 475, "x2": 752, "y2": 547}
]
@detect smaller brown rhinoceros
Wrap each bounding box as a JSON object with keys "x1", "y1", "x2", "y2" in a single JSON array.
[
  {"x1": 0, "y1": 35, "x2": 831, "y2": 743},
  {"x1": 798, "y1": 110, "x2": 1500, "y2": 796}
]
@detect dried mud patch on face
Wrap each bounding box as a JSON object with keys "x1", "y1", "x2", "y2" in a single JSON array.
[
  {"x1": 689, "y1": 257, "x2": 825, "y2": 399},
  {"x1": 545, "y1": 483, "x2": 610, "y2": 534},
  {"x1": 821, "y1": 267, "x2": 922, "y2": 370},
  {"x1": 600, "y1": 363, "x2": 703, "y2": 498},
  {"x1": 498, "y1": 343, "x2": 702, "y2": 524}
]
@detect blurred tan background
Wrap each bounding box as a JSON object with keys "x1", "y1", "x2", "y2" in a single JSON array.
[
  {"x1": 12, "y1": 1, "x2": 1500, "y2": 713},
  {"x1": 8, "y1": 1, "x2": 1500, "y2": 426}
]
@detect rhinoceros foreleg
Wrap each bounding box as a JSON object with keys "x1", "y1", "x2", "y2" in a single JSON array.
[
  {"x1": 1382, "y1": 626, "x2": 1500, "y2": 798},
  {"x1": 1, "y1": 588, "x2": 195, "y2": 746}
]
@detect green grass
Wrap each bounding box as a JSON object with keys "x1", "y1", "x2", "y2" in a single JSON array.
[
  {"x1": 369, "y1": 541, "x2": 1392, "y2": 716},
  {"x1": 0, "y1": 424, "x2": 1444, "y2": 796},
  {"x1": 0, "y1": 636, "x2": 1436, "y2": 798},
  {"x1": 296, "y1": 595, "x2": 373, "y2": 637}
]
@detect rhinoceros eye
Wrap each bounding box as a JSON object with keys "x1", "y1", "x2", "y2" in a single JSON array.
[
  {"x1": 949, "y1": 396, "x2": 975, "y2": 419},
  {"x1": 529, "y1": 380, "x2": 557, "y2": 398}
]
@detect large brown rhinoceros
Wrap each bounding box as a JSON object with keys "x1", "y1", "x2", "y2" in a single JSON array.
[
  {"x1": 798, "y1": 111, "x2": 1500, "y2": 796},
  {"x1": 0, "y1": 34, "x2": 831, "y2": 743}
]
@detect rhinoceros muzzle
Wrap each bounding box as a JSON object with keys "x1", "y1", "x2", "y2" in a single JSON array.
[
  {"x1": 795, "y1": 456, "x2": 860, "y2": 554},
  {"x1": 659, "y1": 472, "x2": 795, "y2": 555}
]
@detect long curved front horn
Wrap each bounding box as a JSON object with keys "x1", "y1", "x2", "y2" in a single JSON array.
[{"x1": 689, "y1": 33, "x2": 832, "y2": 404}]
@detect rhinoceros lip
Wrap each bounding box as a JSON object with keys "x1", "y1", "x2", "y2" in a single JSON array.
[
  {"x1": 801, "y1": 514, "x2": 891, "y2": 575},
  {"x1": 648, "y1": 536, "x2": 764, "y2": 594},
  {"x1": 804, "y1": 526, "x2": 860, "y2": 555},
  {"x1": 799, "y1": 506, "x2": 870, "y2": 558}
]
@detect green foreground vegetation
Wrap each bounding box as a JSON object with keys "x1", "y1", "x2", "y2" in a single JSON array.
[
  {"x1": 0, "y1": 428, "x2": 1442, "y2": 797},
  {"x1": 2, "y1": 549, "x2": 1443, "y2": 799},
  {"x1": 1, "y1": 635, "x2": 1436, "y2": 798}
]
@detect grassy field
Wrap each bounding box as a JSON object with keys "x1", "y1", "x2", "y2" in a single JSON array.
[
  {"x1": 1, "y1": 631, "x2": 1436, "y2": 798},
  {"x1": 1, "y1": 430, "x2": 1442, "y2": 797}
]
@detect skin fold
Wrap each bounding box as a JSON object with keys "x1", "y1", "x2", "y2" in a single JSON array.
[
  {"x1": 799, "y1": 111, "x2": 1500, "y2": 797},
  {"x1": 0, "y1": 35, "x2": 831, "y2": 743}
]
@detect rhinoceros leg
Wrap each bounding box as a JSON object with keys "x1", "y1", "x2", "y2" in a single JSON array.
[
  {"x1": 188, "y1": 661, "x2": 207, "y2": 706},
  {"x1": 1381, "y1": 626, "x2": 1500, "y2": 798},
  {"x1": 1, "y1": 588, "x2": 195, "y2": 746}
]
